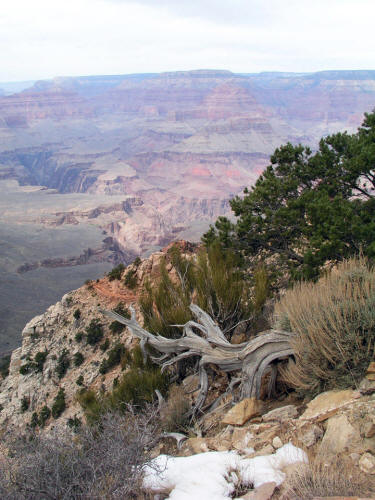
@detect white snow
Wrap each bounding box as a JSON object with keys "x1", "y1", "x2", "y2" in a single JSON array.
[{"x1": 143, "y1": 443, "x2": 307, "y2": 499}]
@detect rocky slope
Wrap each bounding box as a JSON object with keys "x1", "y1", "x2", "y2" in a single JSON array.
[
  {"x1": 0, "y1": 242, "x2": 198, "y2": 430},
  {"x1": 2, "y1": 242, "x2": 375, "y2": 498}
]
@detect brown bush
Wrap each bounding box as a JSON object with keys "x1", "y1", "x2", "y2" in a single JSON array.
[
  {"x1": 0, "y1": 407, "x2": 160, "y2": 499},
  {"x1": 282, "y1": 453, "x2": 375, "y2": 499},
  {"x1": 160, "y1": 385, "x2": 191, "y2": 433},
  {"x1": 274, "y1": 256, "x2": 375, "y2": 396}
]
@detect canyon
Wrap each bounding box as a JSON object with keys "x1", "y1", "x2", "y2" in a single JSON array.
[{"x1": 0, "y1": 69, "x2": 375, "y2": 349}]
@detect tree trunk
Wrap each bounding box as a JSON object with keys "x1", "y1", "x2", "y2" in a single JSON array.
[{"x1": 101, "y1": 304, "x2": 293, "y2": 414}]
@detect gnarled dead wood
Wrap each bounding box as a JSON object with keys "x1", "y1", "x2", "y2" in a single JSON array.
[{"x1": 100, "y1": 304, "x2": 294, "y2": 414}]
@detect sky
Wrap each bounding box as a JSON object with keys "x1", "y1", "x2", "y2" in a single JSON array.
[{"x1": 1, "y1": 0, "x2": 374, "y2": 82}]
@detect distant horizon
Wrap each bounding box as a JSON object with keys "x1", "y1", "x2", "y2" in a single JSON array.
[{"x1": 2, "y1": 67, "x2": 375, "y2": 88}]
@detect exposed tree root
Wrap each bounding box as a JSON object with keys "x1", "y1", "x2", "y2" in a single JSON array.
[{"x1": 101, "y1": 304, "x2": 294, "y2": 414}]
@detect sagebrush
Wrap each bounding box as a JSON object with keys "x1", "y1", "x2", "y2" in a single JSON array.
[{"x1": 275, "y1": 256, "x2": 375, "y2": 396}]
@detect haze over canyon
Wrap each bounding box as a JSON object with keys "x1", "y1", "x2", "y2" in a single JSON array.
[{"x1": 0, "y1": 68, "x2": 375, "y2": 351}]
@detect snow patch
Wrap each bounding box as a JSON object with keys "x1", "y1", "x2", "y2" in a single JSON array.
[{"x1": 143, "y1": 443, "x2": 307, "y2": 499}]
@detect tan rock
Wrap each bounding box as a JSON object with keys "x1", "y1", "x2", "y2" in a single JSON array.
[
  {"x1": 240, "y1": 481, "x2": 276, "y2": 499},
  {"x1": 300, "y1": 389, "x2": 360, "y2": 422},
  {"x1": 319, "y1": 415, "x2": 358, "y2": 455},
  {"x1": 206, "y1": 437, "x2": 231, "y2": 452},
  {"x1": 184, "y1": 437, "x2": 209, "y2": 454},
  {"x1": 366, "y1": 373, "x2": 375, "y2": 381},
  {"x1": 299, "y1": 424, "x2": 324, "y2": 448},
  {"x1": 272, "y1": 436, "x2": 283, "y2": 449},
  {"x1": 222, "y1": 398, "x2": 263, "y2": 426},
  {"x1": 359, "y1": 452, "x2": 375, "y2": 474},
  {"x1": 364, "y1": 419, "x2": 375, "y2": 438},
  {"x1": 262, "y1": 405, "x2": 298, "y2": 423},
  {"x1": 231, "y1": 428, "x2": 255, "y2": 451},
  {"x1": 367, "y1": 362, "x2": 375, "y2": 374}
]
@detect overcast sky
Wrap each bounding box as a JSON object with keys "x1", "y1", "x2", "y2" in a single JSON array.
[{"x1": 1, "y1": 0, "x2": 374, "y2": 82}]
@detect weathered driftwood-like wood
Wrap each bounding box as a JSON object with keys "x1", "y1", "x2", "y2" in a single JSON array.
[{"x1": 101, "y1": 304, "x2": 293, "y2": 414}]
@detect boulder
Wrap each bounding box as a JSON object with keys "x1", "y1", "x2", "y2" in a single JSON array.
[
  {"x1": 231, "y1": 428, "x2": 255, "y2": 451},
  {"x1": 262, "y1": 405, "x2": 298, "y2": 423},
  {"x1": 363, "y1": 418, "x2": 375, "y2": 439},
  {"x1": 240, "y1": 481, "x2": 276, "y2": 499},
  {"x1": 183, "y1": 437, "x2": 209, "y2": 454},
  {"x1": 300, "y1": 390, "x2": 360, "y2": 422},
  {"x1": 222, "y1": 398, "x2": 263, "y2": 426},
  {"x1": 318, "y1": 415, "x2": 359, "y2": 455},
  {"x1": 367, "y1": 362, "x2": 375, "y2": 374},
  {"x1": 359, "y1": 452, "x2": 375, "y2": 474},
  {"x1": 272, "y1": 436, "x2": 283, "y2": 449},
  {"x1": 298, "y1": 424, "x2": 323, "y2": 448}
]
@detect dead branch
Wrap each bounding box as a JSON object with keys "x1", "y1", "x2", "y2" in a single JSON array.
[{"x1": 100, "y1": 304, "x2": 293, "y2": 414}]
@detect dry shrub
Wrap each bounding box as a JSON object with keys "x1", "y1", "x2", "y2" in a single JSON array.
[
  {"x1": 282, "y1": 453, "x2": 375, "y2": 499},
  {"x1": 275, "y1": 256, "x2": 375, "y2": 396},
  {"x1": 160, "y1": 385, "x2": 191, "y2": 433},
  {"x1": 0, "y1": 407, "x2": 160, "y2": 499}
]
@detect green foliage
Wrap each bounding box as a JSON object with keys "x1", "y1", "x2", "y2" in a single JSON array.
[
  {"x1": 133, "y1": 256, "x2": 141, "y2": 266},
  {"x1": 52, "y1": 388, "x2": 66, "y2": 419},
  {"x1": 73, "y1": 308, "x2": 81, "y2": 320},
  {"x1": 76, "y1": 374, "x2": 84, "y2": 386},
  {"x1": 19, "y1": 362, "x2": 33, "y2": 375},
  {"x1": 39, "y1": 406, "x2": 51, "y2": 427},
  {"x1": 34, "y1": 350, "x2": 48, "y2": 372},
  {"x1": 30, "y1": 412, "x2": 39, "y2": 428},
  {"x1": 67, "y1": 416, "x2": 81, "y2": 431},
  {"x1": 56, "y1": 349, "x2": 70, "y2": 379},
  {"x1": 107, "y1": 263, "x2": 125, "y2": 281},
  {"x1": 73, "y1": 352, "x2": 84, "y2": 367},
  {"x1": 276, "y1": 257, "x2": 375, "y2": 397},
  {"x1": 20, "y1": 396, "x2": 29, "y2": 413},
  {"x1": 0, "y1": 354, "x2": 11, "y2": 379},
  {"x1": 100, "y1": 339, "x2": 110, "y2": 352},
  {"x1": 99, "y1": 343, "x2": 126, "y2": 374},
  {"x1": 140, "y1": 243, "x2": 252, "y2": 339},
  {"x1": 204, "y1": 110, "x2": 375, "y2": 280},
  {"x1": 78, "y1": 345, "x2": 168, "y2": 424},
  {"x1": 109, "y1": 303, "x2": 130, "y2": 334},
  {"x1": 86, "y1": 319, "x2": 104, "y2": 345},
  {"x1": 75, "y1": 331, "x2": 83, "y2": 342},
  {"x1": 19, "y1": 350, "x2": 48, "y2": 375},
  {"x1": 123, "y1": 268, "x2": 137, "y2": 289}
]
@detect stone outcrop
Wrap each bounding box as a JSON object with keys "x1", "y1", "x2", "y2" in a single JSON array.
[{"x1": 222, "y1": 398, "x2": 264, "y2": 426}]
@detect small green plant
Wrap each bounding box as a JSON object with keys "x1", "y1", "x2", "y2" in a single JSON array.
[
  {"x1": 67, "y1": 415, "x2": 81, "y2": 431},
  {"x1": 99, "y1": 343, "x2": 126, "y2": 375},
  {"x1": 39, "y1": 406, "x2": 51, "y2": 426},
  {"x1": 52, "y1": 388, "x2": 66, "y2": 419},
  {"x1": 73, "y1": 352, "x2": 84, "y2": 367},
  {"x1": 65, "y1": 296, "x2": 73, "y2": 306},
  {"x1": 34, "y1": 351, "x2": 48, "y2": 372},
  {"x1": 124, "y1": 269, "x2": 137, "y2": 289},
  {"x1": 73, "y1": 308, "x2": 81, "y2": 320},
  {"x1": 86, "y1": 319, "x2": 104, "y2": 345},
  {"x1": 30, "y1": 412, "x2": 39, "y2": 428},
  {"x1": 19, "y1": 362, "x2": 33, "y2": 375},
  {"x1": 20, "y1": 396, "x2": 29, "y2": 413},
  {"x1": 109, "y1": 303, "x2": 130, "y2": 334},
  {"x1": 30, "y1": 332, "x2": 39, "y2": 341},
  {"x1": 56, "y1": 349, "x2": 70, "y2": 379},
  {"x1": 76, "y1": 374, "x2": 84, "y2": 386},
  {"x1": 100, "y1": 339, "x2": 110, "y2": 352},
  {"x1": 0, "y1": 354, "x2": 11, "y2": 379},
  {"x1": 107, "y1": 263, "x2": 125, "y2": 281},
  {"x1": 75, "y1": 332, "x2": 84, "y2": 342}
]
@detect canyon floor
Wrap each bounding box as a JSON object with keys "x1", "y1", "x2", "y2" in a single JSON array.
[{"x1": 0, "y1": 69, "x2": 375, "y2": 350}]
